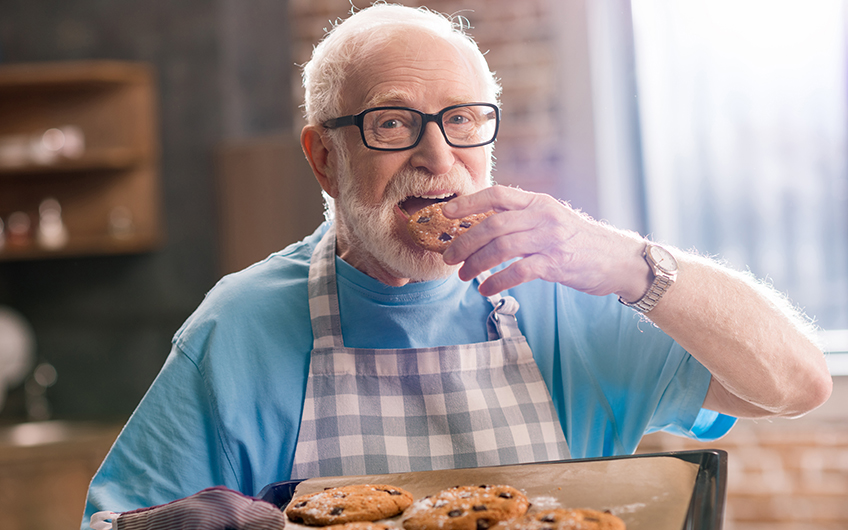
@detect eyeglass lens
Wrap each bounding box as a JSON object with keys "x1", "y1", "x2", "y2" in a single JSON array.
[{"x1": 362, "y1": 105, "x2": 497, "y2": 149}]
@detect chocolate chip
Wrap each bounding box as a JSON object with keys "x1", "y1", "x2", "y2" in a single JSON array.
[
  {"x1": 472, "y1": 505, "x2": 487, "y2": 512},
  {"x1": 448, "y1": 510, "x2": 463, "y2": 518},
  {"x1": 438, "y1": 233, "x2": 453, "y2": 242},
  {"x1": 295, "y1": 501, "x2": 308, "y2": 508},
  {"x1": 459, "y1": 221, "x2": 472, "y2": 228},
  {"x1": 498, "y1": 492, "x2": 512, "y2": 499},
  {"x1": 330, "y1": 507, "x2": 344, "y2": 516},
  {"x1": 476, "y1": 518, "x2": 492, "y2": 530},
  {"x1": 417, "y1": 216, "x2": 431, "y2": 223},
  {"x1": 540, "y1": 514, "x2": 556, "y2": 523}
]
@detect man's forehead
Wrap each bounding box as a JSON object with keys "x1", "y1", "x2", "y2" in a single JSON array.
[
  {"x1": 340, "y1": 28, "x2": 484, "y2": 112},
  {"x1": 363, "y1": 89, "x2": 475, "y2": 110}
]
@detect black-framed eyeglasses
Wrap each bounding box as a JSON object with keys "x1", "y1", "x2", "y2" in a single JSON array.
[{"x1": 322, "y1": 103, "x2": 500, "y2": 151}]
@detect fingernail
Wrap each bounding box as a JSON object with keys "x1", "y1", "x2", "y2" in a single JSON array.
[{"x1": 442, "y1": 201, "x2": 457, "y2": 215}]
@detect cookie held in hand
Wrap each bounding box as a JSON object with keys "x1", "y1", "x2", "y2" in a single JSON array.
[
  {"x1": 285, "y1": 484, "x2": 413, "y2": 526},
  {"x1": 494, "y1": 508, "x2": 626, "y2": 530},
  {"x1": 402, "y1": 484, "x2": 530, "y2": 530},
  {"x1": 407, "y1": 202, "x2": 495, "y2": 253}
]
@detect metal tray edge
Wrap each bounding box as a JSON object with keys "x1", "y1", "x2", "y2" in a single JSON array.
[{"x1": 258, "y1": 449, "x2": 728, "y2": 530}]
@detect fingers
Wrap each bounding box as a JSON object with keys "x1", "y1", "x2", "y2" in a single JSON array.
[
  {"x1": 444, "y1": 209, "x2": 535, "y2": 268},
  {"x1": 439, "y1": 186, "x2": 619, "y2": 296},
  {"x1": 440, "y1": 185, "x2": 650, "y2": 299},
  {"x1": 442, "y1": 185, "x2": 535, "y2": 218},
  {"x1": 476, "y1": 255, "x2": 547, "y2": 296},
  {"x1": 444, "y1": 190, "x2": 571, "y2": 270},
  {"x1": 444, "y1": 205, "x2": 577, "y2": 294}
]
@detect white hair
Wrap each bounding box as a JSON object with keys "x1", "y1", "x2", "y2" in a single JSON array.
[{"x1": 301, "y1": 2, "x2": 502, "y2": 126}]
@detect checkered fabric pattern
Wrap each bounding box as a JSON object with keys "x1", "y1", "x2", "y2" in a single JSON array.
[
  {"x1": 307, "y1": 230, "x2": 343, "y2": 350},
  {"x1": 291, "y1": 226, "x2": 569, "y2": 479}
]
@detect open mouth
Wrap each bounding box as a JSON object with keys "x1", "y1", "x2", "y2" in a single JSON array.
[{"x1": 399, "y1": 193, "x2": 456, "y2": 217}]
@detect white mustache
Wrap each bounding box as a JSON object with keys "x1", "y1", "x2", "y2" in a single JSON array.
[{"x1": 383, "y1": 166, "x2": 477, "y2": 206}]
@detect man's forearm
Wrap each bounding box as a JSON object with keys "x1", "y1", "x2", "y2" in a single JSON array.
[
  {"x1": 441, "y1": 185, "x2": 832, "y2": 419},
  {"x1": 646, "y1": 250, "x2": 832, "y2": 419}
]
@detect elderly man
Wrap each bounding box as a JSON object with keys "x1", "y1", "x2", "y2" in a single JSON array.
[{"x1": 81, "y1": 3, "x2": 831, "y2": 529}]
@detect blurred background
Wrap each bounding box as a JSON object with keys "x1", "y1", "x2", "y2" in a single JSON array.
[{"x1": 0, "y1": 0, "x2": 845, "y2": 528}]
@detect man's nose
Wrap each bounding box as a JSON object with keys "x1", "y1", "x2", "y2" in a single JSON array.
[{"x1": 409, "y1": 122, "x2": 456, "y2": 176}]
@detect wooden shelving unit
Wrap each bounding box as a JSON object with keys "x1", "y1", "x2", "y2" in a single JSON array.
[{"x1": 0, "y1": 61, "x2": 163, "y2": 261}]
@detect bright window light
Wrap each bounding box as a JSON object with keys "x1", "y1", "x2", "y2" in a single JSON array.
[{"x1": 631, "y1": 0, "x2": 848, "y2": 333}]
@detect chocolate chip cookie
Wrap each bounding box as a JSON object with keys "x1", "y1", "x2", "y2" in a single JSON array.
[
  {"x1": 494, "y1": 508, "x2": 625, "y2": 530},
  {"x1": 324, "y1": 523, "x2": 396, "y2": 530},
  {"x1": 285, "y1": 484, "x2": 414, "y2": 526},
  {"x1": 407, "y1": 202, "x2": 495, "y2": 253},
  {"x1": 402, "y1": 485, "x2": 530, "y2": 530}
]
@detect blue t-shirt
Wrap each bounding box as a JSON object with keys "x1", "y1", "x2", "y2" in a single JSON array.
[{"x1": 81, "y1": 222, "x2": 734, "y2": 528}]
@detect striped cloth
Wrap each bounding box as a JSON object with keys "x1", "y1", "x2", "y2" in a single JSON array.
[{"x1": 115, "y1": 486, "x2": 284, "y2": 530}]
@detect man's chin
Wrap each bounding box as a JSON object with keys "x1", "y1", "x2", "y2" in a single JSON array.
[
  {"x1": 337, "y1": 200, "x2": 460, "y2": 283},
  {"x1": 383, "y1": 244, "x2": 460, "y2": 283}
]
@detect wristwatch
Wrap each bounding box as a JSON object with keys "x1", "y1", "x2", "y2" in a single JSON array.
[{"x1": 619, "y1": 242, "x2": 678, "y2": 313}]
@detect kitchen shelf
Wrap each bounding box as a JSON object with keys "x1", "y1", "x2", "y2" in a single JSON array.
[
  {"x1": 0, "y1": 60, "x2": 163, "y2": 261},
  {"x1": 0, "y1": 147, "x2": 142, "y2": 176}
]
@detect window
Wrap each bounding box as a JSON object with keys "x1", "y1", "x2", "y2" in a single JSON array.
[{"x1": 629, "y1": 1, "x2": 848, "y2": 351}]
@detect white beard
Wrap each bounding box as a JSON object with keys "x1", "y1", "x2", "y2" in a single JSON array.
[{"x1": 334, "y1": 146, "x2": 489, "y2": 282}]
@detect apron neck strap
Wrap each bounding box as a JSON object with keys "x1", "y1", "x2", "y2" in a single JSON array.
[
  {"x1": 308, "y1": 224, "x2": 345, "y2": 349},
  {"x1": 475, "y1": 269, "x2": 522, "y2": 341}
]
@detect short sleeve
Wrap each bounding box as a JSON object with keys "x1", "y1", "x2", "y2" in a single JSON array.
[
  {"x1": 80, "y1": 345, "x2": 233, "y2": 529},
  {"x1": 645, "y1": 349, "x2": 737, "y2": 440}
]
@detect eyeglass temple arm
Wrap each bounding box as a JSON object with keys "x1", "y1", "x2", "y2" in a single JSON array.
[{"x1": 322, "y1": 115, "x2": 357, "y2": 129}]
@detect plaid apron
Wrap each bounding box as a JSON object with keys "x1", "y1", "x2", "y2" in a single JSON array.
[{"x1": 290, "y1": 225, "x2": 569, "y2": 479}]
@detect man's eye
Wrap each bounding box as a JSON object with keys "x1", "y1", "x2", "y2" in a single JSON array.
[
  {"x1": 380, "y1": 118, "x2": 403, "y2": 129},
  {"x1": 446, "y1": 114, "x2": 471, "y2": 125}
]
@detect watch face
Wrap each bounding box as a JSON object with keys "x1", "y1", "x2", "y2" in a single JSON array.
[{"x1": 648, "y1": 245, "x2": 678, "y2": 273}]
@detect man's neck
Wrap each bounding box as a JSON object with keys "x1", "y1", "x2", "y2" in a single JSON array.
[{"x1": 334, "y1": 221, "x2": 414, "y2": 287}]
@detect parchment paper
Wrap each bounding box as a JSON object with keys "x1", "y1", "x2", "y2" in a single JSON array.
[{"x1": 285, "y1": 456, "x2": 700, "y2": 530}]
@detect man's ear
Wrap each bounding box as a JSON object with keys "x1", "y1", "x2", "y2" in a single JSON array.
[{"x1": 301, "y1": 125, "x2": 339, "y2": 198}]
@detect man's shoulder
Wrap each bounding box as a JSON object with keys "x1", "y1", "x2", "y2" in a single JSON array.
[
  {"x1": 173, "y1": 223, "x2": 329, "y2": 353},
  {"x1": 207, "y1": 222, "x2": 328, "y2": 303}
]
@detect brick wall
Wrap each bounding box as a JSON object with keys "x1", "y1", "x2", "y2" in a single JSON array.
[
  {"x1": 637, "y1": 376, "x2": 848, "y2": 530},
  {"x1": 287, "y1": 3, "x2": 847, "y2": 529}
]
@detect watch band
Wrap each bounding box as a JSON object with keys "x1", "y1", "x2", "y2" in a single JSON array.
[{"x1": 619, "y1": 243, "x2": 678, "y2": 314}]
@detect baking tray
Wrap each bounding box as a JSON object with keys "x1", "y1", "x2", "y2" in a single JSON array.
[{"x1": 259, "y1": 449, "x2": 727, "y2": 530}]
